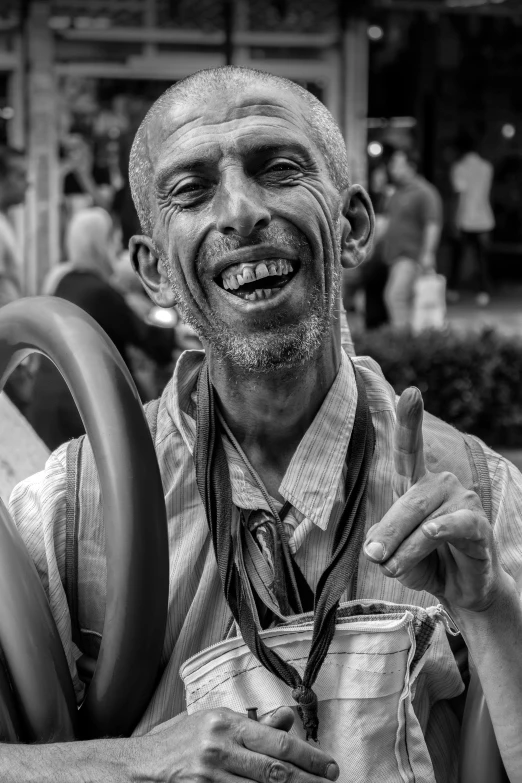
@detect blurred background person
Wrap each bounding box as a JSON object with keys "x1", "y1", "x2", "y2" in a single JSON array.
[
  {"x1": 0, "y1": 145, "x2": 27, "y2": 307},
  {"x1": 27, "y1": 207, "x2": 175, "y2": 450},
  {"x1": 383, "y1": 148, "x2": 443, "y2": 329},
  {"x1": 60, "y1": 133, "x2": 115, "y2": 214},
  {"x1": 59, "y1": 132, "x2": 123, "y2": 257},
  {"x1": 448, "y1": 132, "x2": 495, "y2": 307},
  {"x1": 358, "y1": 161, "x2": 390, "y2": 330},
  {"x1": 0, "y1": 145, "x2": 34, "y2": 414}
]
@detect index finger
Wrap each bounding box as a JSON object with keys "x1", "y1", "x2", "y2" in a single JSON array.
[
  {"x1": 394, "y1": 387, "x2": 426, "y2": 496},
  {"x1": 241, "y1": 716, "x2": 339, "y2": 780}
]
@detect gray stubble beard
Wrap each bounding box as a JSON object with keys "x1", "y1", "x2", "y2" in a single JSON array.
[{"x1": 162, "y1": 251, "x2": 341, "y2": 374}]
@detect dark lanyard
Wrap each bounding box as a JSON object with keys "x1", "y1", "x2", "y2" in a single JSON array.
[{"x1": 194, "y1": 360, "x2": 375, "y2": 741}]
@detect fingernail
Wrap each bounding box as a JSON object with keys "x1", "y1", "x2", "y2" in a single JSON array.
[
  {"x1": 364, "y1": 541, "x2": 385, "y2": 561},
  {"x1": 325, "y1": 762, "x2": 340, "y2": 781},
  {"x1": 397, "y1": 387, "x2": 423, "y2": 425},
  {"x1": 423, "y1": 522, "x2": 439, "y2": 537}
]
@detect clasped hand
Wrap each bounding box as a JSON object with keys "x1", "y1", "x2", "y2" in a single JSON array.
[
  {"x1": 139, "y1": 707, "x2": 338, "y2": 783},
  {"x1": 364, "y1": 387, "x2": 506, "y2": 615}
]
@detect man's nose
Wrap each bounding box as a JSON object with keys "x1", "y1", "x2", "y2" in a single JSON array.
[{"x1": 214, "y1": 170, "x2": 270, "y2": 237}]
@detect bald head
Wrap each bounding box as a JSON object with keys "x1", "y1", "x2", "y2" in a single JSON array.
[{"x1": 129, "y1": 66, "x2": 350, "y2": 237}]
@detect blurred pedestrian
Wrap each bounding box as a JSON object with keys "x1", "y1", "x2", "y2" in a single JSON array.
[
  {"x1": 383, "y1": 149, "x2": 442, "y2": 329},
  {"x1": 0, "y1": 145, "x2": 34, "y2": 414},
  {"x1": 0, "y1": 145, "x2": 27, "y2": 306},
  {"x1": 448, "y1": 132, "x2": 495, "y2": 306},
  {"x1": 27, "y1": 208, "x2": 174, "y2": 450},
  {"x1": 60, "y1": 133, "x2": 113, "y2": 214},
  {"x1": 359, "y1": 163, "x2": 390, "y2": 330}
]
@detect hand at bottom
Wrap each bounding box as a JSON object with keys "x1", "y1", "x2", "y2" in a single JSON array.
[{"x1": 133, "y1": 706, "x2": 339, "y2": 783}]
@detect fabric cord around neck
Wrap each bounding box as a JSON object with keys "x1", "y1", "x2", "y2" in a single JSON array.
[{"x1": 194, "y1": 360, "x2": 375, "y2": 741}]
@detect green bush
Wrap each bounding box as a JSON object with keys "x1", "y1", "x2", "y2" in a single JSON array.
[{"x1": 353, "y1": 327, "x2": 522, "y2": 447}]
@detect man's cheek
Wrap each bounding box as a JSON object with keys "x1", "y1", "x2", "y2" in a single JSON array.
[
  {"x1": 270, "y1": 189, "x2": 324, "y2": 238},
  {"x1": 294, "y1": 184, "x2": 336, "y2": 227}
]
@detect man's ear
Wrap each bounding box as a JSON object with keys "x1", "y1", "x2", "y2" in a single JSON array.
[
  {"x1": 129, "y1": 235, "x2": 177, "y2": 307},
  {"x1": 339, "y1": 184, "x2": 375, "y2": 269}
]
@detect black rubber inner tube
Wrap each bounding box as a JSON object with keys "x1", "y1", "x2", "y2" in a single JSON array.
[{"x1": 0, "y1": 297, "x2": 169, "y2": 740}]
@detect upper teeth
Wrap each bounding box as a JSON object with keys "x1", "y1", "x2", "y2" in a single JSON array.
[{"x1": 222, "y1": 259, "x2": 293, "y2": 290}]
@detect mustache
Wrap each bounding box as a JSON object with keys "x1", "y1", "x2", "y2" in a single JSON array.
[{"x1": 196, "y1": 225, "x2": 311, "y2": 270}]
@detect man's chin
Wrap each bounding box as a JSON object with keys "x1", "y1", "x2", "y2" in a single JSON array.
[
  {"x1": 203, "y1": 315, "x2": 331, "y2": 373},
  {"x1": 173, "y1": 284, "x2": 335, "y2": 374}
]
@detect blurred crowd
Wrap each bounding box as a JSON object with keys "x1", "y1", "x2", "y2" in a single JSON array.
[{"x1": 344, "y1": 131, "x2": 496, "y2": 332}]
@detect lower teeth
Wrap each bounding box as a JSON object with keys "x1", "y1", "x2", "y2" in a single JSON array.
[{"x1": 244, "y1": 288, "x2": 273, "y2": 301}]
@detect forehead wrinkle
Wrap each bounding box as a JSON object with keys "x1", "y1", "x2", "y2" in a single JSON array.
[
  {"x1": 181, "y1": 90, "x2": 308, "y2": 120},
  {"x1": 155, "y1": 91, "x2": 311, "y2": 143},
  {"x1": 162, "y1": 111, "x2": 311, "y2": 150}
]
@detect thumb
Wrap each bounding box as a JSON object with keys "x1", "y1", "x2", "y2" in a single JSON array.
[
  {"x1": 259, "y1": 706, "x2": 295, "y2": 732},
  {"x1": 393, "y1": 387, "x2": 426, "y2": 497}
]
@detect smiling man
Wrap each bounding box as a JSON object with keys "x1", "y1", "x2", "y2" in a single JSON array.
[
  {"x1": 6, "y1": 67, "x2": 522, "y2": 782},
  {"x1": 129, "y1": 68, "x2": 357, "y2": 379}
]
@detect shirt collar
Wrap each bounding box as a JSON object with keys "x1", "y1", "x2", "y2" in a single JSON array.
[
  {"x1": 278, "y1": 350, "x2": 357, "y2": 529},
  {"x1": 166, "y1": 348, "x2": 358, "y2": 530},
  {"x1": 166, "y1": 348, "x2": 204, "y2": 454}
]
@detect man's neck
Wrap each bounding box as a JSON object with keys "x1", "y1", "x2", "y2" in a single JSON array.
[{"x1": 208, "y1": 329, "x2": 342, "y2": 500}]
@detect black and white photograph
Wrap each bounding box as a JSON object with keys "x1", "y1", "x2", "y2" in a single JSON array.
[{"x1": 0, "y1": 1, "x2": 522, "y2": 781}]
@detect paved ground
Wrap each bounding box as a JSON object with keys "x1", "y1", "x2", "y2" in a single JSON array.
[
  {"x1": 445, "y1": 287, "x2": 522, "y2": 339},
  {"x1": 346, "y1": 284, "x2": 522, "y2": 340}
]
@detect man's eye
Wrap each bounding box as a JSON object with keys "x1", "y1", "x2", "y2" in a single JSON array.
[
  {"x1": 263, "y1": 161, "x2": 300, "y2": 174},
  {"x1": 173, "y1": 180, "x2": 206, "y2": 196}
]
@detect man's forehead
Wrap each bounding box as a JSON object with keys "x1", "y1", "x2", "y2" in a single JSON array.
[{"x1": 146, "y1": 82, "x2": 313, "y2": 162}]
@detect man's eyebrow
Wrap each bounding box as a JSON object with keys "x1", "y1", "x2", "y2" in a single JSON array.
[{"x1": 240, "y1": 140, "x2": 314, "y2": 161}]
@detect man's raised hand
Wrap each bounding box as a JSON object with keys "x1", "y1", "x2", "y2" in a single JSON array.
[{"x1": 363, "y1": 387, "x2": 507, "y2": 615}]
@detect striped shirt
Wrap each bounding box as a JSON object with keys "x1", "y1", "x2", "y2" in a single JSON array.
[{"x1": 9, "y1": 348, "x2": 522, "y2": 782}]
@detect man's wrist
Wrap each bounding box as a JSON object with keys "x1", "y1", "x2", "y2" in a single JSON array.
[
  {"x1": 0, "y1": 736, "x2": 131, "y2": 783},
  {"x1": 448, "y1": 571, "x2": 520, "y2": 641}
]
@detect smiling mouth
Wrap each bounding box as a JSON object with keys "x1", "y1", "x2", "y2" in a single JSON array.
[{"x1": 215, "y1": 258, "x2": 298, "y2": 301}]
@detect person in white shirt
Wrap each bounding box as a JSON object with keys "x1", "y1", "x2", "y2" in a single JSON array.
[{"x1": 448, "y1": 133, "x2": 495, "y2": 306}]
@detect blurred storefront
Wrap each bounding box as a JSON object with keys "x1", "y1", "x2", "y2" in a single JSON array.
[
  {"x1": 0, "y1": 0, "x2": 370, "y2": 293},
  {"x1": 365, "y1": 0, "x2": 522, "y2": 282},
  {"x1": 0, "y1": 0, "x2": 521, "y2": 291}
]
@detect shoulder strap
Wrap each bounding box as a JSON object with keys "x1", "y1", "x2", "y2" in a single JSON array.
[
  {"x1": 462, "y1": 434, "x2": 493, "y2": 525},
  {"x1": 64, "y1": 435, "x2": 85, "y2": 649}
]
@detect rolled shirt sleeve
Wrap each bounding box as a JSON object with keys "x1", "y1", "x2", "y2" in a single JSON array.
[{"x1": 8, "y1": 444, "x2": 84, "y2": 702}]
